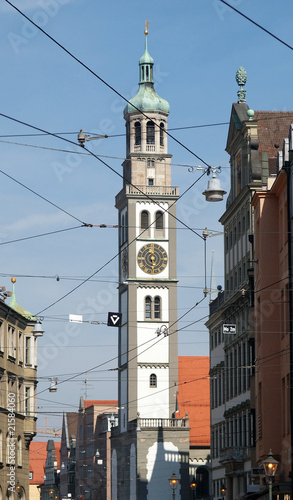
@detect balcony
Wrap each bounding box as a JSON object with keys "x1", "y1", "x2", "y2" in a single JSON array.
[
  {"x1": 136, "y1": 417, "x2": 189, "y2": 429},
  {"x1": 115, "y1": 185, "x2": 179, "y2": 205}
]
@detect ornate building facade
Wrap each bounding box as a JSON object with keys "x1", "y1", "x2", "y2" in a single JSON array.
[
  {"x1": 206, "y1": 70, "x2": 293, "y2": 499},
  {"x1": 0, "y1": 279, "x2": 40, "y2": 500}
]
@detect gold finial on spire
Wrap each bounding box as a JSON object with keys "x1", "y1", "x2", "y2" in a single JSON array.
[
  {"x1": 144, "y1": 21, "x2": 150, "y2": 35},
  {"x1": 11, "y1": 277, "x2": 16, "y2": 284}
]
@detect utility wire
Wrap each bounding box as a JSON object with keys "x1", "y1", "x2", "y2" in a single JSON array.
[
  {"x1": 0, "y1": 168, "x2": 87, "y2": 225},
  {"x1": 0, "y1": 226, "x2": 82, "y2": 246},
  {"x1": 4, "y1": 0, "x2": 211, "y2": 169},
  {"x1": 0, "y1": 112, "x2": 207, "y2": 314},
  {"x1": 219, "y1": 0, "x2": 293, "y2": 52},
  {"x1": 0, "y1": 121, "x2": 230, "y2": 139}
]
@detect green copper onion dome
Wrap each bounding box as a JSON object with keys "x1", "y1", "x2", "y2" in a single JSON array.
[
  {"x1": 9, "y1": 277, "x2": 35, "y2": 321},
  {"x1": 124, "y1": 27, "x2": 170, "y2": 116}
]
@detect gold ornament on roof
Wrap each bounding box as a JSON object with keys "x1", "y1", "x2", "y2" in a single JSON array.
[
  {"x1": 11, "y1": 277, "x2": 16, "y2": 284},
  {"x1": 144, "y1": 20, "x2": 150, "y2": 35}
]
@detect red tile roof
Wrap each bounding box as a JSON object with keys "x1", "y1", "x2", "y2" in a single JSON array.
[
  {"x1": 55, "y1": 442, "x2": 61, "y2": 469},
  {"x1": 29, "y1": 442, "x2": 47, "y2": 485},
  {"x1": 29, "y1": 441, "x2": 61, "y2": 485},
  {"x1": 255, "y1": 111, "x2": 293, "y2": 160},
  {"x1": 177, "y1": 356, "x2": 210, "y2": 447},
  {"x1": 84, "y1": 400, "x2": 118, "y2": 408}
]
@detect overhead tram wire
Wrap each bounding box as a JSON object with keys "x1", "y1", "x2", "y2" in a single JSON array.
[
  {"x1": 0, "y1": 122, "x2": 230, "y2": 138},
  {"x1": 0, "y1": 168, "x2": 87, "y2": 226},
  {"x1": 0, "y1": 226, "x2": 83, "y2": 246},
  {"x1": 4, "y1": 0, "x2": 211, "y2": 169},
  {"x1": 0, "y1": 138, "x2": 216, "y2": 171},
  {"x1": 2, "y1": 113, "x2": 293, "y2": 140},
  {"x1": 219, "y1": 0, "x2": 293, "y2": 52},
  {"x1": 0, "y1": 112, "x2": 207, "y2": 315},
  {"x1": 24, "y1": 302, "x2": 208, "y2": 412},
  {"x1": 0, "y1": 112, "x2": 205, "y2": 241}
]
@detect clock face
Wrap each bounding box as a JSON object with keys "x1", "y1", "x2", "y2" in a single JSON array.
[
  {"x1": 121, "y1": 248, "x2": 128, "y2": 277},
  {"x1": 137, "y1": 243, "x2": 168, "y2": 275}
]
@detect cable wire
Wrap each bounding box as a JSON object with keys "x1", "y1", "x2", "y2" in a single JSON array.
[
  {"x1": 4, "y1": 0, "x2": 212, "y2": 168},
  {"x1": 219, "y1": 0, "x2": 293, "y2": 51}
]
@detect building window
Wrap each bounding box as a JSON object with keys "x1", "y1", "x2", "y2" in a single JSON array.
[
  {"x1": 25, "y1": 387, "x2": 30, "y2": 415},
  {"x1": 145, "y1": 296, "x2": 162, "y2": 320},
  {"x1": 155, "y1": 211, "x2": 164, "y2": 230},
  {"x1": 135, "y1": 121, "x2": 141, "y2": 145},
  {"x1": 150, "y1": 374, "x2": 157, "y2": 387},
  {"x1": 154, "y1": 296, "x2": 161, "y2": 319},
  {"x1": 17, "y1": 437, "x2": 22, "y2": 467},
  {"x1": 18, "y1": 331, "x2": 23, "y2": 364},
  {"x1": 141, "y1": 210, "x2": 149, "y2": 229},
  {"x1": 121, "y1": 214, "x2": 125, "y2": 244},
  {"x1": 148, "y1": 178, "x2": 154, "y2": 186},
  {"x1": 160, "y1": 122, "x2": 164, "y2": 146},
  {"x1": 0, "y1": 321, "x2": 3, "y2": 353},
  {"x1": 145, "y1": 297, "x2": 152, "y2": 319},
  {"x1": 147, "y1": 121, "x2": 155, "y2": 144},
  {"x1": 147, "y1": 159, "x2": 154, "y2": 168},
  {"x1": 25, "y1": 337, "x2": 30, "y2": 365},
  {"x1": 8, "y1": 326, "x2": 15, "y2": 358}
]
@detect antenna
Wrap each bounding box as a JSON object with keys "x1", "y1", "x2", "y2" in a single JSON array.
[{"x1": 84, "y1": 378, "x2": 87, "y2": 400}]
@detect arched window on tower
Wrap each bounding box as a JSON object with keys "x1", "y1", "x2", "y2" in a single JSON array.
[
  {"x1": 160, "y1": 122, "x2": 165, "y2": 146},
  {"x1": 135, "y1": 121, "x2": 141, "y2": 146},
  {"x1": 147, "y1": 121, "x2": 155, "y2": 144},
  {"x1": 155, "y1": 211, "x2": 164, "y2": 230},
  {"x1": 155, "y1": 210, "x2": 164, "y2": 238},
  {"x1": 150, "y1": 373, "x2": 157, "y2": 388},
  {"x1": 145, "y1": 297, "x2": 152, "y2": 319},
  {"x1": 154, "y1": 297, "x2": 161, "y2": 319},
  {"x1": 140, "y1": 210, "x2": 150, "y2": 237}
]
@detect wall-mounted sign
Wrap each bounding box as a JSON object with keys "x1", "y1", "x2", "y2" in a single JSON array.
[
  {"x1": 223, "y1": 324, "x2": 236, "y2": 335},
  {"x1": 107, "y1": 312, "x2": 122, "y2": 327}
]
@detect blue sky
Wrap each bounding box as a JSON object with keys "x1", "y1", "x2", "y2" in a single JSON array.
[{"x1": 1, "y1": 0, "x2": 293, "y2": 432}]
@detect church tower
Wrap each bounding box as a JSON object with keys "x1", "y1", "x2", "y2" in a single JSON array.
[
  {"x1": 112, "y1": 27, "x2": 190, "y2": 500},
  {"x1": 115, "y1": 25, "x2": 179, "y2": 430}
]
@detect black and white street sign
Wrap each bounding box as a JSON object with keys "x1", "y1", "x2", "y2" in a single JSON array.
[
  {"x1": 107, "y1": 312, "x2": 122, "y2": 327},
  {"x1": 223, "y1": 324, "x2": 236, "y2": 335}
]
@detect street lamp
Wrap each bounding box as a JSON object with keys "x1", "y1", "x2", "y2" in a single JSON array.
[
  {"x1": 15, "y1": 482, "x2": 23, "y2": 498},
  {"x1": 221, "y1": 483, "x2": 226, "y2": 499},
  {"x1": 202, "y1": 167, "x2": 227, "y2": 202},
  {"x1": 169, "y1": 472, "x2": 179, "y2": 500},
  {"x1": 189, "y1": 477, "x2": 196, "y2": 500},
  {"x1": 77, "y1": 129, "x2": 108, "y2": 147},
  {"x1": 262, "y1": 449, "x2": 279, "y2": 500}
]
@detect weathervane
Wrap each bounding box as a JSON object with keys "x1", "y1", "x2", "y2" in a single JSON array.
[{"x1": 144, "y1": 20, "x2": 150, "y2": 35}]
